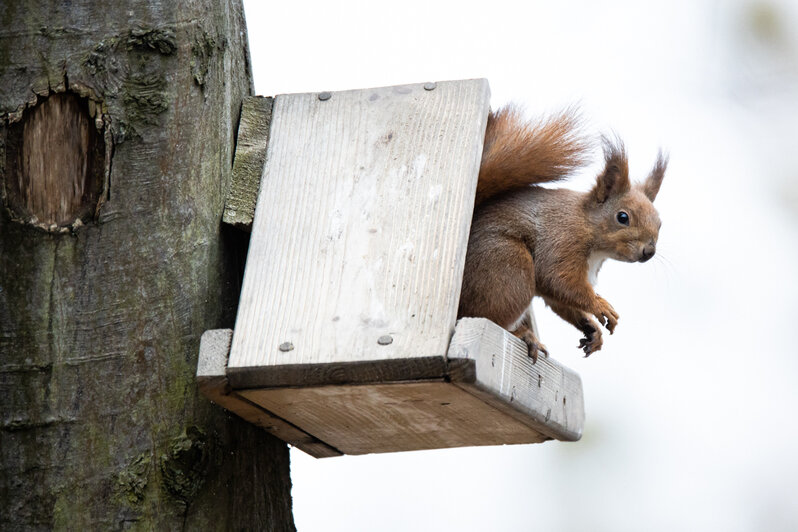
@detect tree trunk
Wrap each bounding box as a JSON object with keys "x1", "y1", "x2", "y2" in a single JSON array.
[{"x1": 0, "y1": 1, "x2": 295, "y2": 530}]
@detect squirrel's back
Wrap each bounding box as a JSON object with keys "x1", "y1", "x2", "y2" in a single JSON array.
[{"x1": 476, "y1": 106, "x2": 591, "y2": 205}]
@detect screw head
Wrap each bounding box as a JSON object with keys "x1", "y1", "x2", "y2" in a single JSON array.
[
  {"x1": 279, "y1": 342, "x2": 294, "y2": 352},
  {"x1": 318, "y1": 91, "x2": 332, "y2": 101},
  {"x1": 377, "y1": 335, "x2": 393, "y2": 346},
  {"x1": 423, "y1": 82, "x2": 437, "y2": 91}
]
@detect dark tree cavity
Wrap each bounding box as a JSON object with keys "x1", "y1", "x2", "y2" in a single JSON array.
[{"x1": 4, "y1": 92, "x2": 106, "y2": 229}]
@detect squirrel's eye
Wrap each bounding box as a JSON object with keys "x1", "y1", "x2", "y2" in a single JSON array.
[{"x1": 617, "y1": 211, "x2": 630, "y2": 225}]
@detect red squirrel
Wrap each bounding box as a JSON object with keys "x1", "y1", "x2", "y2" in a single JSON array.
[{"x1": 458, "y1": 106, "x2": 667, "y2": 361}]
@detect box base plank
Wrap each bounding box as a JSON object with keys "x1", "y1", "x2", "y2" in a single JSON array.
[{"x1": 197, "y1": 318, "x2": 584, "y2": 457}]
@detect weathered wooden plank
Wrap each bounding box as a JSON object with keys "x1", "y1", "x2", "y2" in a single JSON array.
[
  {"x1": 202, "y1": 318, "x2": 581, "y2": 456},
  {"x1": 447, "y1": 318, "x2": 584, "y2": 442},
  {"x1": 240, "y1": 381, "x2": 549, "y2": 456},
  {"x1": 197, "y1": 329, "x2": 341, "y2": 458},
  {"x1": 205, "y1": 317, "x2": 580, "y2": 457},
  {"x1": 228, "y1": 79, "x2": 491, "y2": 379},
  {"x1": 223, "y1": 96, "x2": 273, "y2": 229}
]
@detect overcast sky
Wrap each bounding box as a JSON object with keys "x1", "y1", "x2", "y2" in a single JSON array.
[{"x1": 241, "y1": 1, "x2": 798, "y2": 530}]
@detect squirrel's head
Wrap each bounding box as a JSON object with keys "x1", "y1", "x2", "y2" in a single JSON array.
[{"x1": 585, "y1": 137, "x2": 667, "y2": 263}]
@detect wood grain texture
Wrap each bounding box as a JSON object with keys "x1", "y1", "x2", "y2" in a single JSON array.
[
  {"x1": 223, "y1": 95, "x2": 273, "y2": 230},
  {"x1": 4, "y1": 92, "x2": 106, "y2": 229},
  {"x1": 198, "y1": 329, "x2": 341, "y2": 458},
  {"x1": 448, "y1": 318, "x2": 585, "y2": 441},
  {"x1": 240, "y1": 381, "x2": 549, "y2": 456},
  {"x1": 228, "y1": 79, "x2": 491, "y2": 378}
]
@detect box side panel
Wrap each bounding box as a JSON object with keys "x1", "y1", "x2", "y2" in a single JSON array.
[{"x1": 448, "y1": 318, "x2": 585, "y2": 441}]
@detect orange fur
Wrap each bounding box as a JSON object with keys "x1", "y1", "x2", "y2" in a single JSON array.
[
  {"x1": 476, "y1": 106, "x2": 590, "y2": 205},
  {"x1": 459, "y1": 106, "x2": 667, "y2": 360}
]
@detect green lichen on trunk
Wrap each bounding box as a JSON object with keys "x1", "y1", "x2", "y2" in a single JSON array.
[
  {"x1": 159, "y1": 426, "x2": 210, "y2": 505},
  {"x1": 80, "y1": 25, "x2": 177, "y2": 140},
  {"x1": 126, "y1": 27, "x2": 177, "y2": 54},
  {"x1": 191, "y1": 28, "x2": 222, "y2": 87},
  {"x1": 117, "y1": 453, "x2": 151, "y2": 506}
]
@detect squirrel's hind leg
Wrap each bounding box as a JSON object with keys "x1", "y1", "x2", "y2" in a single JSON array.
[
  {"x1": 511, "y1": 310, "x2": 549, "y2": 363},
  {"x1": 459, "y1": 235, "x2": 544, "y2": 359},
  {"x1": 458, "y1": 235, "x2": 536, "y2": 324}
]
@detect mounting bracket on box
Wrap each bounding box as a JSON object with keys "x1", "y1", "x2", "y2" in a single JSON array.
[{"x1": 197, "y1": 79, "x2": 584, "y2": 457}]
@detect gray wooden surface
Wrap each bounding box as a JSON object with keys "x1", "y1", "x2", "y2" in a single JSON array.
[
  {"x1": 198, "y1": 319, "x2": 584, "y2": 456},
  {"x1": 223, "y1": 96, "x2": 273, "y2": 229},
  {"x1": 448, "y1": 318, "x2": 584, "y2": 442},
  {"x1": 198, "y1": 329, "x2": 341, "y2": 458},
  {"x1": 228, "y1": 79, "x2": 491, "y2": 378}
]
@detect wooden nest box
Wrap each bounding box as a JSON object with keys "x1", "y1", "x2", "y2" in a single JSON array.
[{"x1": 197, "y1": 79, "x2": 584, "y2": 457}]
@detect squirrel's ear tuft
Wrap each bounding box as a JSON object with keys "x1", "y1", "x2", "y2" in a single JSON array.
[
  {"x1": 643, "y1": 150, "x2": 668, "y2": 201},
  {"x1": 592, "y1": 135, "x2": 630, "y2": 203}
]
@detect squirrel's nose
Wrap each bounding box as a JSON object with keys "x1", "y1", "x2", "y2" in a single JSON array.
[{"x1": 640, "y1": 244, "x2": 656, "y2": 262}]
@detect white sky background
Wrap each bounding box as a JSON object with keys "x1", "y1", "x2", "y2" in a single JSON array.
[{"x1": 241, "y1": 0, "x2": 798, "y2": 530}]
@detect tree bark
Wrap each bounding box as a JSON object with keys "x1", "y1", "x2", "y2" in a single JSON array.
[{"x1": 0, "y1": 1, "x2": 295, "y2": 530}]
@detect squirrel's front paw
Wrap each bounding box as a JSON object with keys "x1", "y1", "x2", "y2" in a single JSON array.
[
  {"x1": 593, "y1": 296, "x2": 619, "y2": 334},
  {"x1": 519, "y1": 330, "x2": 549, "y2": 364},
  {"x1": 577, "y1": 318, "x2": 603, "y2": 356}
]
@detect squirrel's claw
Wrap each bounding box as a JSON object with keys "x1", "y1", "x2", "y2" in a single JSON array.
[
  {"x1": 519, "y1": 330, "x2": 548, "y2": 364},
  {"x1": 578, "y1": 318, "x2": 603, "y2": 356},
  {"x1": 593, "y1": 295, "x2": 619, "y2": 334},
  {"x1": 579, "y1": 334, "x2": 603, "y2": 356},
  {"x1": 539, "y1": 344, "x2": 550, "y2": 359}
]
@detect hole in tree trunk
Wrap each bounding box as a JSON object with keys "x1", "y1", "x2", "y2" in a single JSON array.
[{"x1": 4, "y1": 92, "x2": 106, "y2": 229}]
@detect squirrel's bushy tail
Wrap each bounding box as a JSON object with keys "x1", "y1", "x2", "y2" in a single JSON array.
[{"x1": 476, "y1": 105, "x2": 591, "y2": 205}]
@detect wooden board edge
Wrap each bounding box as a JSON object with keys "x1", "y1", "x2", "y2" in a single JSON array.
[
  {"x1": 197, "y1": 328, "x2": 341, "y2": 458},
  {"x1": 450, "y1": 381, "x2": 565, "y2": 443},
  {"x1": 223, "y1": 95, "x2": 273, "y2": 230},
  {"x1": 446, "y1": 317, "x2": 585, "y2": 442},
  {"x1": 226, "y1": 356, "x2": 452, "y2": 389}
]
